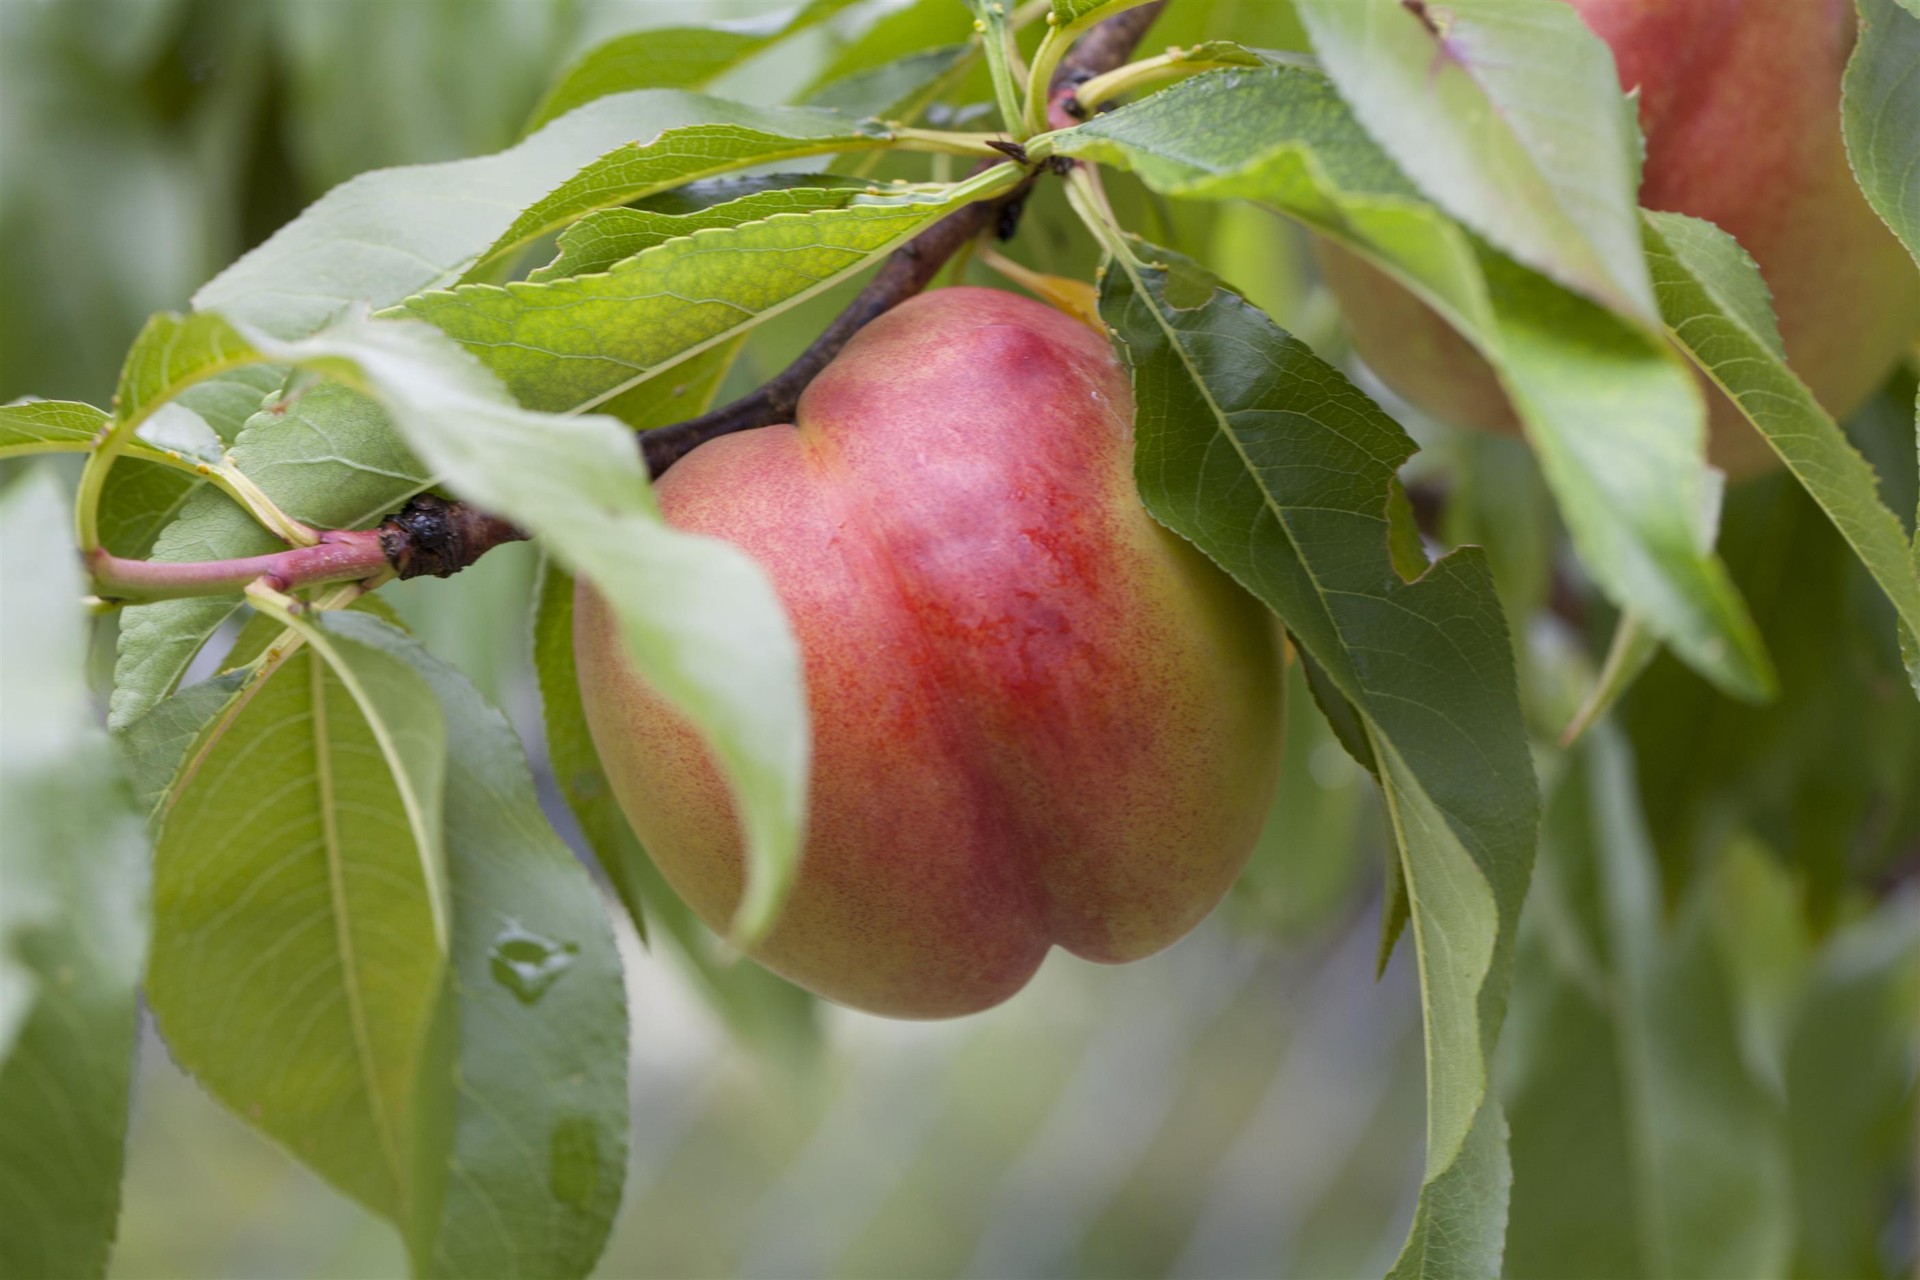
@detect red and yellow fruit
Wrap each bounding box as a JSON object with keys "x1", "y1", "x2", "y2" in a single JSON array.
[
  {"x1": 1320, "y1": 0, "x2": 1920, "y2": 476},
  {"x1": 575, "y1": 287, "x2": 1282, "y2": 1018}
]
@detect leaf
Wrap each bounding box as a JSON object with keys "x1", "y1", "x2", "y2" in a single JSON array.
[
  {"x1": 0, "y1": 469, "x2": 149, "y2": 1280},
  {"x1": 469, "y1": 106, "x2": 899, "y2": 282},
  {"x1": 107, "y1": 389, "x2": 432, "y2": 730},
  {"x1": 108, "y1": 494, "x2": 278, "y2": 730},
  {"x1": 113, "y1": 310, "x2": 264, "y2": 431},
  {"x1": 193, "y1": 90, "x2": 870, "y2": 340},
  {"x1": 1844, "y1": 0, "x2": 1920, "y2": 269},
  {"x1": 526, "y1": 0, "x2": 863, "y2": 130},
  {"x1": 0, "y1": 400, "x2": 214, "y2": 559},
  {"x1": 805, "y1": 45, "x2": 973, "y2": 122},
  {"x1": 147, "y1": 610, "x2": 450, "y2": 1219},
  {"x1": 1295, "y1": 0, "x2": 1656, "y2": 323},
  {"x1": 1502, "y1": 728, "x2": 1792, "y2": 1280},
  {"x1": 115, "y1": 669, "x2": 249, "y2": 819},
  {"x1": 405, "y1": 163, "x2": 1020, "y2": 414},
  {"x1": 1645, "y1": 210, "x2": 1920, "y2": 697},
  {"x1": 1054, "y1": 63, "x2": 1773, "y2": 701},
  {"x1": 1784, "y1": 901, "x2": 1920, "y2": 1280},
  {"x1": 531, "y1": 563, "x2": 819, "y2": 1057},
  {"x1": 529, "y1": 176, "x2": 869, "y2": 281},
  {"x1": 325, "y1": 612, "x2": 630, "y2": 1280},
  {"x1": 1049, "y1": 0, "x2": 1154, "y2": 28},
  {"x1": 0, "y1": 398, "x2": 108, "y2": 454},
  {"x1": 1098, "y1": 250, "x2": 1536, "y2": 1280},
  {"x1": 203, "y1": 311, "x2": 809, "y2": 945}
]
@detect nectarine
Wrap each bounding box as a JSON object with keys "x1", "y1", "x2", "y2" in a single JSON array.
[{"x1": 575, "y1": 287, "x2": 1283, "y2": 1018}]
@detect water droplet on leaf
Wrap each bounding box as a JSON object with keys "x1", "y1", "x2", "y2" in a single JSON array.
[{"x1": 488, "y1": 922, "x2": 578, "y2": 1004}]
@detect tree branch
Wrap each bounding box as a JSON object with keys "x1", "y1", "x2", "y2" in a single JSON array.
[{"x1": 88, "y1": 1, "x2": 1171, "y2": 604}]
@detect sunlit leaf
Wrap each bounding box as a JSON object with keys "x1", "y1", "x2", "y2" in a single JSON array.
[
  {"x1": 530, "y1": 176, "x2": 870, "y2": 281},
  {"x1": 194, "y1": 91, "x2": 869, "y2": 340},
  {"x1": 406, "y1": 165, "x2": 1020, "y2": 414},
  {"x1": 470, "y1": 106, "x2": 905, "y2": 282}
]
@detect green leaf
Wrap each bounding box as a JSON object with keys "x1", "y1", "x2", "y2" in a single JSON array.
[
  {"x1": 113, "y1": 310, "x2": 264, "y2": 432},
  {"x1": 968, "y1": 0, "x2": 1027, "y2": 135},
  {"x1": 529, "y1": 176, "x2": 869, "y2": 281},
  {"x1": 1098, "y1": 250, "x2": 1536, "y2": 1280},
  {"x1": 324, "y1": 612, "x2": 630, "y2": 1280},
  {"x1": 1645, "y1": 210, "x2": 1920, "y2": 697},
  {"x1": 0, "y1": 398, "x2": 107, "y2": 454},
  {"x1": 194, "y1": 91, "x2": 867, "y2": 340},
  {"x1": 405, "y1": 164, "x2": 1020, "y2": 415},
  {"x1": 115, "y1": 669, "x2": 249, "y2": 820},
  {"x1": 1785, "y1": 901, "x2": 1920, "y2": 1280},
  {"x1": 199, "y1": 311, "x2": 809, "y2": 945},
  {"x1": 1054, "y1": 63, "x2": 1773, "y2": 701},
  {"x1": 108, "y1": 494, "x2": 278, "y2": 730},
  {"x1": 468, "y1": 106, "x2": 899, "y2": 283},
  {"x1": 148, "y1": 610, "x2": 451, "y2": 1220},
  {"x1": 1844, "y1": 0, "x2": 1920, "y2": 270},
  {"x1": 1502, "y1": 728, "x2": 1792, "y2": 1280},
  {"x1": 526, "y1": 0, "x2": 864, "y2": 131},
  {"x1": 107, "y1": 388, "x2": 432, "y2": 730},
  {"x1": 804, "y1": 45, "x2": 973, "y2": 122},
  {"x1": 1295, "y1": 0, "x2": 1656, "y2": 323},
  {"x1": 0, "y1": 468, "x2": 149, "y2": 1280},
  {"x1": 532, "y1": 563, "x2": 819, "y2": 1057}
]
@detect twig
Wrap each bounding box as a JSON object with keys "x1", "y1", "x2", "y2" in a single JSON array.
[{"x1": 88, "y1": 1, "x2": 1172, "y2": 603}]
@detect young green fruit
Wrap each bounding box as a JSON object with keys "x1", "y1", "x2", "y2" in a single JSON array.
[
  {"x1": 1319, "y1": 0, "x2": 1920, "y2": 476},
  {"x1": 575, "y1": 287, "x2": 1283, "y2": 1019}
]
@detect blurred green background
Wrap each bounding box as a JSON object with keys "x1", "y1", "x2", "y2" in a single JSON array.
[{"x1": 6, "y1": 2, "x2": 1915, "y2": 1277}]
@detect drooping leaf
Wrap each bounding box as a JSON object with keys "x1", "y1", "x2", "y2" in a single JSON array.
[
  {"x1": 526, "y1": 0, "x2": 864, "y2": 130},
  {"x1": 1503, "y1": 729, "x2": 1792, "y2": 1280},
  {"x1": 531, "y1": 563, "x2": 819, "y2": 1058},
  {"x1": 193, "y1": 91, "x2": 873, "y2": 340},
  {"x1": 1295, "y1": 0, "x2": 1656, "y2": 323},
  {"x1": 147, "y1": 611, "x2": 450, "y2": 1219},
  {"x1": 1844, "y1": 0, "x2": 1920, "y2": 269},
  {"x1": 1053, "y1": 63, "x2": 1772, "y2": 701},
  {"x1": 325, "y1": 612, "x2": 631, "y2": 1280},
  {"x1": 1099, "y1": 249, "x2": 1536, "y2": 1280},
  {"x1": 0, "y1": 469, "x2": 149, "y2": 1280},
  {"x1": 405, "y1": 164, "x2": 1020, "y2": 414},
  {"x1": 1644, "y1": 209, "x2": 1920, "y2": 697}
]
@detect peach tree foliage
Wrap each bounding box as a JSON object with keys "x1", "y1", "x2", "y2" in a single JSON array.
[{"x1": 2, "y1": 1, "x2": 1918, "y2": 1277}]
